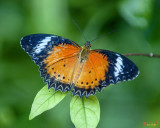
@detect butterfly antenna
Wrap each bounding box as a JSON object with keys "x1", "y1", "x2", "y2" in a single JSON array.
[
  {"x1": 73, "y1": 19, "x2": 88, "y2": 42},
  {"x1": 90, "y1": 29, "x2": 117, "y2": 43}
]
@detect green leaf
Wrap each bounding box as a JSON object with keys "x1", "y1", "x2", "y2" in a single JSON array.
[
  {"x1": 70, "y1": 96, "x2": 100, "y2": 128},
  {"x1": 29, "y1": 85, "x2": 67, "y2": 120}
]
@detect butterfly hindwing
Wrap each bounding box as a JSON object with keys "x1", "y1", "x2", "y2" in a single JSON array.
[{"x1": 20, "y1": 34, "x2": 81, "y2": 92}]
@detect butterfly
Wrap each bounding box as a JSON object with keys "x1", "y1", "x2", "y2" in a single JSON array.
[{"x1": 20, "y1": 34, "x2": 139, "y2": 98}]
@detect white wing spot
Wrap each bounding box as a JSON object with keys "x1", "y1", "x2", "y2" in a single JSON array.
[
  {"x1": 114, "y1": 55, "x2": 124, "y2": 77},
  {"x1": 35, "y1": 37, "x2": 52, "y2": 54}
]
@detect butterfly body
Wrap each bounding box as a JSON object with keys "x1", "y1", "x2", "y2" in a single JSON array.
[
  {"x1": 79, "y1": 46, "x2": 90, "y2": 63},
  {"x1": 21, "y1": 34, "x2": 139, "y2": 98}
]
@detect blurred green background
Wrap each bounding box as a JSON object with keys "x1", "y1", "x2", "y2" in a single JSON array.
[{"x1": 0, "y1": 0, "x2": 160, "y2": 128}]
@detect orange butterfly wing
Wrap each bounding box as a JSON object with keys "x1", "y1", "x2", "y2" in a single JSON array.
[
  {"x1": 72, "y1": 51, "x2": 109, "y2": 97},
  {"x1": 43, "y1": 44, "x2": 80, "y2": 91},
  {"x1": 21, "y1": 34, "x2": 82, "y2": 92},
  {"x1": 72, "y1": 50, "x2": 139, "y2": 98},
  {"x1": 42, "y1": 44, "x2": 82, "y2": 91}
]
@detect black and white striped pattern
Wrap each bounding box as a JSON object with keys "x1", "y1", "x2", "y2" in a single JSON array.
[{"x1": 96, "y1": 50, "x2": 139, "y2": 90}]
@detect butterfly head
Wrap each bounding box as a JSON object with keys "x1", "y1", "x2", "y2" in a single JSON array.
[{"x1": 84, "y1": 41, "x2": 91, "y2": 49}]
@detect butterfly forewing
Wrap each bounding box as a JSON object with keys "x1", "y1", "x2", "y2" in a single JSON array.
[{"x1": 94, "y1": 50, "x2": 139, "y2": 86}]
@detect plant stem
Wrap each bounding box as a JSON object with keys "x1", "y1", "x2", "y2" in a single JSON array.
[{"x1": 123, "y1": 53, "x2": 160, "y2": 58}]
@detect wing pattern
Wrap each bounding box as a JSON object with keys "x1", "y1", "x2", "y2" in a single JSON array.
[
  {"x1": 21, "y1": 34, "x2": 81, "y2": 92},
  {"x1": 21, "y1": 34, "x2": 139, "y2": 98},
  {"x1": 72, "y1": 50, "x2": 139, "y2": 97}
]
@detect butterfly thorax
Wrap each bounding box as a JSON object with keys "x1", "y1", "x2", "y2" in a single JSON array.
[{"x1": 79, "y1": 41, "x2": 91, "y2": 63}]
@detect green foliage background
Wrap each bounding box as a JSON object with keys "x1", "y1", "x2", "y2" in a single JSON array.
[{"x1": 0, "y1": 0, "x2": 160, "y2": 128}]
